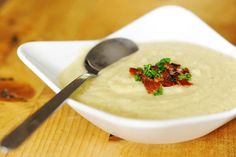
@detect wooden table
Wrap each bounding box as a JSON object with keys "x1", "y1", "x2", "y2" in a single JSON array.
[{"x1": 0, "y1": 0, "x2": 236, "y2": 156}]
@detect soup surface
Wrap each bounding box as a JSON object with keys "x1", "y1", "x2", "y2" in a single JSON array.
[{"x1": 60, "y1": 42, "x2": 236, "y2": 119}]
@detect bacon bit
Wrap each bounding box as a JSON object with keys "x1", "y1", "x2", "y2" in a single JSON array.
[
  {"x1": 165, "y1": 63, "x2": 180, "y2": 71},
  {"x1": 182, "y1": 68, "x2": 190, "y2": 74},
  {"x1": 178, "y1": 79, "x2": 192, "y2": 86},
  {"x1": 129, "y1": 68, "x2": 137, "y2": 76},
  {"x1": 129, "y1": 68, "x2": 142, "y2": 76},
  {"x1": 151, "y1": 66, "x2": 158, "y2": 71},
  {"x1": 161, "y1": 79, "x2": 176, "y2": 87},
  {"x1": 142, "y1": 77, "x2": 161, "y2": 93},
  {"x1": 162, "y1": 70, "x2": 170, "y2": 79},
  {"x1": 154, "y1": 77, "x2": 163, "y2": 82},
  {"x1": 171, "y1": 63, "x2": 181, "y2": 69},
  {"x1": 164, "y1": 63, "x2": 173, "y2": 71}
]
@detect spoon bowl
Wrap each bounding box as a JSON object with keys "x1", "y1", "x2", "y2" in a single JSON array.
[{"x1": 85, "y1": 38, "x2": 138, "y2": 73}]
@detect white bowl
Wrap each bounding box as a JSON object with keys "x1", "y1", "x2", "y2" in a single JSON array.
[{"x1": 17, "y1": 5, "x2": 236, "y2": 144}]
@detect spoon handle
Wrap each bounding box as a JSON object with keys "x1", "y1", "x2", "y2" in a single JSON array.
[{"x1": 0, "y1": 73, "x2": 96, "y2": 151}]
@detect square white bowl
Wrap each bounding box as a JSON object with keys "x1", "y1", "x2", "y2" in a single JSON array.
[{"x1": 17, "y1": 5, "x2": 236, "y2": 144}]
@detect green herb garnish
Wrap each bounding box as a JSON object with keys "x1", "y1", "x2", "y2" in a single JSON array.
[
  {"x1": 144, "y1": 64, "x2": 154, "y2": 78},
  {"x1": 150, "y1": 69, "x2": 161, "y2": 77},
  {"x1": 153, "y1": 86, "x2": 163, "y2": 96},
  {"x1": 144, "y1": 64, "x2": 152, "y2": 70},
  {"x1": 143, "y1": 64, "x2": 161, "y2": 78},
  {"x1": 156, "y1": 57, "x2": 171, "y2": 72},
  {"x1": 178, "y1": 73, "x2": 192, "y2": 81},
  {"x1": 159, "y1": 58, "x2": 171, "y2": 63},
  {"x1": 134, "y1": 74, "x2": 141, "y2": 81}
]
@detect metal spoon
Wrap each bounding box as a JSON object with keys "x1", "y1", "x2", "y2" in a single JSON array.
[{"x1": 1, "y1": 38, "x2": 138, "y2": 151}]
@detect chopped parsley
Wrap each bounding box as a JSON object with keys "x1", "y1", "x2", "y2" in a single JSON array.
[
  {"x1": 143, "y1": 64, "x2": 161, "y2": 78},
  {"x1": 178, "y1": 73, "x2": 192, "y2": 81},
  {"x1": 153, "y1": 86, "x2": 163, "y2": 96},
  {"x1": 143, "y1": 64, "x2": 153, "y2": 78},
  {"x1": 150, "y1": 69, "x2": 161, "y2": 77},
  {"x1": 134, "y1": 74, "x2": 141, "y2": 81},
  {"x1": 159, "y1": 57, "x2": 171, "y2": 64},
  {"x1": 156, "y1": 57, "x2": 171, "y2": 72}
]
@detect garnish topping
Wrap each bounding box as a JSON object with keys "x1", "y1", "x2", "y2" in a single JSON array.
[{"x1": 129, "y1": 58, "x2": 192, "y2": 96}]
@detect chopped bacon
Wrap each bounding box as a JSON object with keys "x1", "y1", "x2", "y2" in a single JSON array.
[
  {"x1": 161, "y1": 75, "x2": 177, "y2": 87},
  {"x1": 154, "y1": 77, "x2": 163, "y2": 82},
  {"x1": 182, "y1": 68, "x2": 190, "y2": 74},
  {"x1": 171, "y1": 63, "x2": 181, "y2": 69},
  {"x1": 129, "y1": 58, "x2": 192, "y2": 95},
  {"x1": 161, "y1": 70, "x2": 172, "y2": 81},
  {"x1": 178, "y1": 79, "x2": 192, "y2": 86},
  {"x1": 165, "y1": 63, "x2": 181, "y2": 71},
  {"x1": 164, "y1": 63, "x2": 173, "y2": 71},
  {"x1": 129, "y1": 68, "x2": 142, "y2": 76},
  {"x1": 142, "y1": 78, "x2": 161, "y2": 93},
  {"x1": 161, "y1": 80, "x2": 176, "y2": 87},
  {"x1": 151, "y1": 66, "x2": 158, "y2": 71},
  {"x1": 129, "y1": 68, "x2": 137, "y2": 76},
  {"x1": 140, "y1": 74, "x2": 148, "y2": 80}
]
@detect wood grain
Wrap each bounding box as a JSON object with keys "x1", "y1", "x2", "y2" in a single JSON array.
[{"x1": 0, "y1": 0, "x2": 236, "y2": 156}]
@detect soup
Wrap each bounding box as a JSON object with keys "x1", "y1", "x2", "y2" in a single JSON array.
[{"x1": 60, "y1": 42, "x2": 236, "y2": 119}]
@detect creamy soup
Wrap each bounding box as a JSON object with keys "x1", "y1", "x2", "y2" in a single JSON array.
[{"x1": 60, "y1": 42, "x2": 236, "y2": 119}]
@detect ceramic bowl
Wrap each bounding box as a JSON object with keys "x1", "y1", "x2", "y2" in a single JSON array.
[{"x1": 17, "y1": 6, "x2": 236, "y2": 144}]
